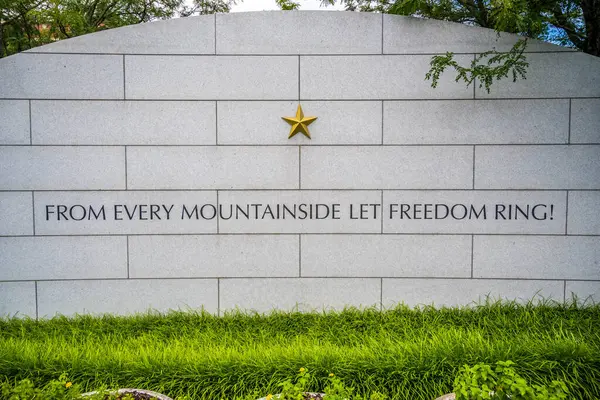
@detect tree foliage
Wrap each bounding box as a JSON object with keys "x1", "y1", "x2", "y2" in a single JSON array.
[
  {"x1": 323, "y1": 0, "x2": 598, "y2": 57},
  {"x1": 315, "y1": 0, "x2": 598, "y2": 90},
  {"x1": 276, "y1": 0, "x2": 301, "y2": 10},
  {"x1": 0, "y1": 0, "x2": 236, "y2": 57},
  {"x1": 426, "y1": 39, "x2": 529, "y2": 92}
]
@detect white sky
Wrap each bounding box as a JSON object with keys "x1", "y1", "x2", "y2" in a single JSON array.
[{"x1": 231, "y1": 0, "x2": 345, "y2": 12}]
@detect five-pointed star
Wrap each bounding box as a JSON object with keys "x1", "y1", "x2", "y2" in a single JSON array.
[{"x1": 282, "y1": 104, "x2": 317, "y2": 139}]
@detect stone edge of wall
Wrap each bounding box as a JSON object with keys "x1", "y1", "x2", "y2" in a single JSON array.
[{"x1": 10, "y1": 11, "x2": 575, "y2": 56}]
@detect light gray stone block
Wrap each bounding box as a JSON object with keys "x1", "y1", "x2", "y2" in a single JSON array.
[
  {"x1": 383, "y1": 190, "x2": 566, "y2": 234},
  {"x1": 0, "y1": 236, "x2": 127, "y2": 280},
  {"x1": 220, "y1": 278, "x2": 380, "y2": 312},
  {"x1": 129, "y1": 235, "x2": 298, "y2": 278},
  {"x1": 0, "y1": 100, "x2": 29, "y2": 144},
  {"x1": 0, "y1": 54, "x2": 123, "y2": 99},
  {"x1": 565, "y1": 281, "x2": 600, "y2": 304},
  {"x1": 127, "y1": 147, "x2": 298, "y2": 189},
  {"x1": 37, "y1": 279, "x2": 218, "y2": 317},
  {"x1": 473, "y1": 236, "x2": 600, "y2": 280},
  {"x1": 474, "y1": 145, "x2": 600, "y2": 189},
  {"x1": 302, "y1": 235, "x2": 471, "y2": 278},
  {"x1": 126, "y1": 56, "x2": 297, "y2": 100},
  {"x1": 476, "y1": 53, "x2": 600, "y2": 98},
  {"x1": 0, "y1": 146, "x2": 125, "y2": 190},
  {"x1": 1, "y1": 12, "x2": 598, "y2": 318},
  {"x1": 217, "y1": 11, "x2": 381, "y2": 54},
  {"x1": 567, "y1": 191, "x2": 600, "y2": 235},
  {"x1": 0, "y1": 192, "x2": 33, "y2": 235},
  {"x1": 217, "y1": 101, "x2": 382, "y2": 145},
  {"x1": 28, "y1": 16, "x2": 215, "y2": 54},
  {"x1": 300, "y1": 55, "x2": 473, "y2": 100},
  {"x1": 383, "y1": 99, "x2": 569, "y2": 144},
  {"x1": 0, "y1": 282, "x2": 36, "y2": 318},
  {"x1": 571, "y1": 99, "x2": 600, "y2": 144},
  {"x1": 32, "y1": 101, "x2": 216, "y2": 145},
  {"x1": 383, "y1": 15, "x2": 570, "y2": 54},
  {"x1": 218, "y1": 191, "x2": 381, "y2": 233},
  {"x1": 301, "y1": 146, "x2": 472, "y2": 189},
  {"x1": 382, "y1": 278, "x2": 564, "y2": 308},
  {"x1": 34, "y1": 191, "x2": 217, "y2": 235}
]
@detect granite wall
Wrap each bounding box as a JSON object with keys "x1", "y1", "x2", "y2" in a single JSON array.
[{"x1": 0, "y1": 11, "x2": 599, "y2": 318}]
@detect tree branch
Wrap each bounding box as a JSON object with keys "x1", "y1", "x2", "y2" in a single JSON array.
[{"x1": 550, "y1": 4, "x2": 585, "y2": 48}]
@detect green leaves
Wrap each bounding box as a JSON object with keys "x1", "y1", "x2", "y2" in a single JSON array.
[
  {"x1": 453, "y1": 360, "x2": 570, "y2": 400},
  {"x1": 389, "y1": 0, "x2": 426, "y2": 16},
  {"x1": 323, "y1": 373, "x2": 355, "y2": 400},
  {"x1": 275, "y1": 0, "x2": 301, "y2": 10},
  {"x1": 330, "y1": 0, "x2": 597, "y2": 91},
  {"x1": 0, "y1": 373, "x2": 92, "y2": 400},
  {"x1": 425, "y1": 38, "x2": 529, "y2": 93},
  {"x1": 0, "y1": 0, "x2": 235, "y2": 57},
  {"x1": 277, "y1": 368, "x2": 311, "y2": 400},
  {"x1": 272, "y1": 368, "x2": 386, "y2": 400},
  {"x1": 0, "y1": 303, "x2": 598, "y2": 399}
]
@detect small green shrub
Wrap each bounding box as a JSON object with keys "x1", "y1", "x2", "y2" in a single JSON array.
[
  {"x1": 0, "y1": 374, "x2": 187, "y2": 400},
  {"x1": 275, "y1": 367, "x2": 311, "y2": 400},
  {"x1": 1, "y1": 373, "x2": 88, "y2": 400},
  {"x1": 323, "y1": 372, "x2": 356, "y2": 400},
  {"x1": 268, "y1": 368, "x2": 386, "y2": 400},
  {"x1": 453, "y1": 361, "x2": 569, "y2": 400}
]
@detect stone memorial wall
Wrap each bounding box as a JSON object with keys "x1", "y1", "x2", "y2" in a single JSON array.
[{"x1": 0, "y1": 11, "x2": 599, "y2": 318}]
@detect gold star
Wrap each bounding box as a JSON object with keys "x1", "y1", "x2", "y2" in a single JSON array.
[{"x1": 282, "y1": 104, "x2": 317, "y2": 139}]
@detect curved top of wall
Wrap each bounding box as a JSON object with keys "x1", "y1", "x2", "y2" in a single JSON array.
[
  {"x1": 23, "y1": 11, "x2": 571, "y2": 55},
  {"x1": 2, "y1": 11, "x2": 599, "y2": 100}
]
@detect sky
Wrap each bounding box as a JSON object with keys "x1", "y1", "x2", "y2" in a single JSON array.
[{"x1": 231, "y1": 0, "x2": 345, "y2": 12}]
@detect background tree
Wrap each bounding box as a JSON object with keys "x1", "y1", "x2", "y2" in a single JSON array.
[
  {"x1": 275, "y1": 0, "x2": 301, "y2": 9},
  {"x1": 317, "y1": 0, "x2": 598, "y2": 91},
  {"x1": 0, "y1": 0, "x2": 236, "y2": 57},
  {"x1": 325, "y1": 0, "x2": 598, "y2": 56}
]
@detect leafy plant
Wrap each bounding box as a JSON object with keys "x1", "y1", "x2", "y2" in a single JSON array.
[
  {"x1": 323, "y1": 373, "x2": 355, "y2": 400},
  {"x1": 1, "y1": 373, "x2": 88, "y2": 400},
  {"x1": 453, "y1": 360, "x2": 569, "y2": 400},
  {"x1": 425, "y1": 39, "x2": 529, "y2": 93},
  {"x1": 275, "y1": 0, "x2": 301, "y2": 10},
  {"x1": 0, "y1": 374, "x2": 185, "y2": 400},
  {"x1": 275, "y1": 367, "x2": 312, "y2": 400},
  {"x1": 268, "y1": 368, "x2": 386, "y2": 400}
]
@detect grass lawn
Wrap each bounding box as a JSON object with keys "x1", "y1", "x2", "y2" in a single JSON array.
[{"x1": 1, "y1": 301, "x2": 599, "y2": 400}]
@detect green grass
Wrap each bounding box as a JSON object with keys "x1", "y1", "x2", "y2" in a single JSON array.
[{"x1": 1, "y1": 301, "x2": 599, "y2": 400}]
